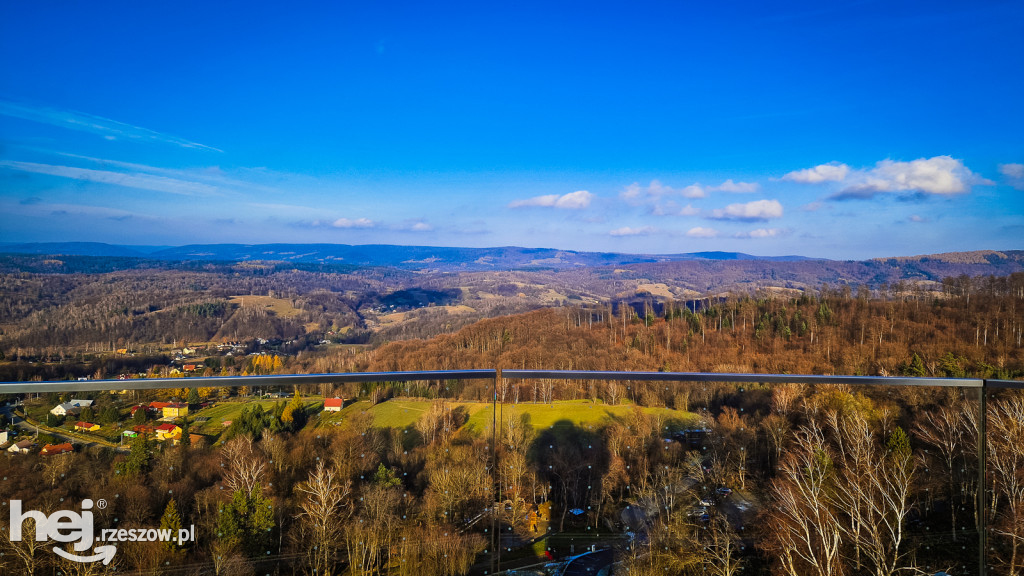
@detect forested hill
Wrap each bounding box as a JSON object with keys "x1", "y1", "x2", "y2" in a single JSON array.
[{"x1": 320, "y1": 283, "x2": 1024, "y2": 382}]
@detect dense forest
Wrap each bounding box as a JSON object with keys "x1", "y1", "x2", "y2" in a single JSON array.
[{"x1": 316, "y1": 273, "x2": 1024, "y2": 383}]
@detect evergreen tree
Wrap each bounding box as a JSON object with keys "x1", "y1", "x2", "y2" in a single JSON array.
[
  {"x1": 217, "y1": 484, "x2": 275, "y2": 557},
  {"x1": 160, "y1": 498, "x2": 184, "y2": 552},
  {"x1": 117, "y1": 433, "x2": 151, "y2": 477}
]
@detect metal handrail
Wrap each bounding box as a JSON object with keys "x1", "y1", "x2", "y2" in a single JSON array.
[
  {"x1": 500, "y1": 369, "x2": 984, "y2": 388},
  {"x1": 0, "y1": 369, "x2": 497, "y2": 393}
]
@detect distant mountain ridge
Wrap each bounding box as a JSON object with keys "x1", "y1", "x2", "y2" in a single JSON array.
[
  {"x1": 0, "y1": 242, "x2": 816, "y2": 271},
  {"x1": 0, "y1": 243, "x2": 1021, "y2": 284}
]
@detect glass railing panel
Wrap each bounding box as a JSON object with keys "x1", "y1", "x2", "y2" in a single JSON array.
[
  {"x1": 497, "y1": 372, "x2": 986, "y2": 576},
  {"x1": 0, "y1": 371, "x2": 1002, "y2": 575},
  {"x1": 0, "y1": 372, "x2": 500, "y2": 576},
  {"x1": 983, "y1": 382, "x2": 1024, "y2": 576}
]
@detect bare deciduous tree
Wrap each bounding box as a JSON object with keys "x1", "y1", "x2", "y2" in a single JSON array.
[
  {"x1": 296, "y1": 460, "x2": 352, "y2": 576},
  {"x1": 221, "y1": 435, "x2": 267, "y2": 494}
]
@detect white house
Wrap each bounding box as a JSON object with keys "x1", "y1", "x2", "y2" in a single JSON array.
[
  {"x1": 7, "y1": 439, "x2": 32, "y2": 454},
  {"x1": 50, "y1": 399, "x2": 94, "y2": 417},
  {"x1": 0, "y1": 430, "x2": 9, "y2": 445}
]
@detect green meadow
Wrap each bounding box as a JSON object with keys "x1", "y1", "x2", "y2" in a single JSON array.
[{"x1": 317, "y1": 398, "x2": 700, "y2": 433}]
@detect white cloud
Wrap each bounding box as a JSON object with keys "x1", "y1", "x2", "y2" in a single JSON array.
[
  {"x1": 621, "y1": 180, "x2": 706, "y2": 204},
  {"x1": 679, "y1": 204, "x2": 700, "y2": 216},
  {"x1": 410, "y1": 222, "x2": 433, "y2": 231},
  {"x1": 908, "y1": 215, "x2": 928, "y2": 223},
  {"x1": 509, "y1": 190, "x2": 593, "y2": 209},
  {"x1": 709, "y1": 199, "x2": 784, "y2": 221},
  {"x1": 833, "y1": 156, "x2": 992, "y2": 199},
  {"x1": 0, "y1": 160, "x2": 220, "y2": 196},
  {"x1": 0, "y1": 99, "x2": 221, "y2": 151},
  {"x1": 686, "y1": 227, "x2": 719, "y2": 238},
  {"x1": 999, "y1": 163, "x2": 1024, "y2": 190},
  {"x1": 332, "y1": 217, "x2": 374, "y2": 228},
  {"x1": 712, "y1": 179, "x2": 760, "y2": 193},
  {"x1": 782, "y1": 162, "x2": 850, "y2": 183},
  {"x1": 555, "y1": 190, "x2": 593, "y2": 209},
  {"x1": 609, "y1": 226, "x2": 656, "y2": 236},
  {"x1": 680, "y1": 184, "x2": 706, "y2": 198},
  {"x1": 735, "y1": 228, "x2": 785, "y2": 238}
]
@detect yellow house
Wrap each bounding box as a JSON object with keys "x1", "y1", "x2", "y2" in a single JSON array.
[
  {"x1": 162, "y1": 403, "x2": 189, "y2": 418},
  {"x1": 74, "y1": 421, "x2": 100, "y2": 432},
  {"x1": 155, "y1": 423, "x2": 182, "y2": 442}
]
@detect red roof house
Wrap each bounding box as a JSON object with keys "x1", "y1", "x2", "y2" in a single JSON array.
[
  {"x1": 41, "y1": 443, "x2": 74, "y2": 456},
  {"x1": 323, "y1": 397, "x2": 344, "y2": 412}
]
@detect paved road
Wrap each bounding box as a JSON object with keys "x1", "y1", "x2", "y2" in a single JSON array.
[
  {"x1": 562, "y1": 549, "x2": 615, "y2": 575},
  {"x1": 1, "y1": 404, "x2": 127, "y2": 452}
]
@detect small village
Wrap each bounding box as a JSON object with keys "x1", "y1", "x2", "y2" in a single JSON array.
[{"x1": 0, "y1": 388, "x2": 346, "y2": 458}]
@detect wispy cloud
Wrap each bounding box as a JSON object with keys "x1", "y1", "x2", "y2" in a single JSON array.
[
  {"x1": 0, "y1": 160, "x2": 221, "y2": 196},
  {"x1": 0, "y1": 100, "x2": 221, "y2": 152},
  {"x1": 621, "y1": 180, "x2": 706, "y2": 204},
  {"x1": 709, "y1": 199, "x2": 784, "y2": 221},
  {"x1": 609, "y1": 226, "x2": 656, "y2": 236},
  {"x1": 509, "y1": 190, "x2": 593, "y2": 209},
  {"x1": 734, "y1": 228, "x2": 787, "y2": 239},
  {"x1": 621, "y1": 178, "x2": 760, "y2": 207},
  {"x1": 397, "y1": 218, "x2": 433, "y2": 232},
  {"x1": 9, "y1": 199, "x2": 151, "y2": 221},
  {"x1": 713, "y1": 179, "x2": 760, "y2": 193},
  {"x1": 999, "y1": 163, "x2": 1024, "y2": 190},
  {"x1": 331, "y1": 217, "x2": 375, "y2": 229}
]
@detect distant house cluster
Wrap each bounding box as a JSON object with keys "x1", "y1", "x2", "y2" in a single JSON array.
[
  {"x1": 50, "y1": 399, "x2": 94, "y2": 417},
  {"x1": 132, "y1": 401, "x2": 189, "y2": 419},
  {"x1": 129, "y1": 423, "x2": 186, "y2": 443},
  {"x1": 2, "y1": 436, "x2": 73, "y2": 456}
]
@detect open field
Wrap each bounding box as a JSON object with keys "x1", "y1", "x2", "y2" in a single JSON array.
[
  {"x1": 374, "y1": 304, "x2": 477, "y2": 327},
  {"x1": 191, "y1": 397, "x2": 323, "y2": 436},
  {"x1": 318, "y1": 398, "x2": 700, "y2": 433},
  {"x1": 227, "y1": 295, "x2": 303, "y2": 318}
]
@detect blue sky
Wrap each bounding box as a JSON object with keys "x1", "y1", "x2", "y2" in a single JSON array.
[{"x1": 1, "y1": 0, "x2": 1021, "y2": 259}]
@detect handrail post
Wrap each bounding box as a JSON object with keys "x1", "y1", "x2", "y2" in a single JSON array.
[
  {"x1": 491, "y1": 368, "x2": 501, "y2": 574},
  {"x1": 979, "y1": 381, "x2": 988, "y2": 576}
]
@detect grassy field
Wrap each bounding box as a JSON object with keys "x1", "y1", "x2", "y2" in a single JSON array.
[
  {"x1": 317, "y1": 398, "x2": 699, "y2": 433},
  {"x1": 227, "y1": 295, "x2": 303, "y2": 318},
  {"x1": 191, "y1": 398, "x2": 323, "y2": 436}
]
